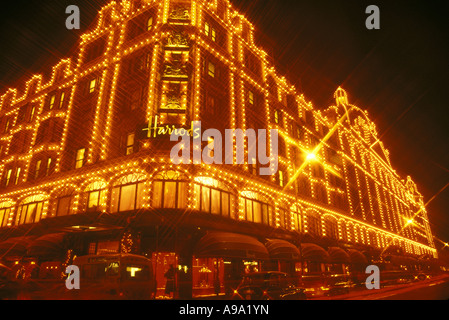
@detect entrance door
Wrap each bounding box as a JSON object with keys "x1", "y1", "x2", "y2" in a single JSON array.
[{"x1": 152, "y1": 252, "x2": 178, "y2": 299}]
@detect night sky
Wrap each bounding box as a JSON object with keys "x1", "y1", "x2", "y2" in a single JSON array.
[{"x1": 0, "y1": 1, "x2": 447, "y2": 251}]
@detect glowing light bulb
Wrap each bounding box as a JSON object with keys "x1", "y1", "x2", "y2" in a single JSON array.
[{"x1": 306, "y1": 153, "x2": 316, "y2": 161}]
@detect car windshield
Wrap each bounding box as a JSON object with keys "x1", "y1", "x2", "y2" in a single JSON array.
[{"x1": 81, "y1": 261, "x2": 119, "y2": 280}]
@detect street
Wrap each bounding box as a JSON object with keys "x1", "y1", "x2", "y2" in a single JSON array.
[{"x1": 313, "y1": 274, "x2": 449, "y2": 300}]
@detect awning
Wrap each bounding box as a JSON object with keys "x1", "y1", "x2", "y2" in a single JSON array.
[
  {"x1": 300, "y1": 243, "x2": 329, "y2": 262},
  {"x1": 195, "y1": 232, "x2": 269, "y2": 260},
  {"x1": 328, "y1": 247, "x2": 350, "y2": 264},
  {"x1": 0, "y1": 236, "x2": 36, "y2": 257},
  {"x1": 26, "y1": 233, "x2": 67, "y2": 257},
  {"x1": 347, "y1": 249, "x2": 368, "y2": 264},
  {"x1": 265, "y1": 239, "x2": 301, "y2": 261}
]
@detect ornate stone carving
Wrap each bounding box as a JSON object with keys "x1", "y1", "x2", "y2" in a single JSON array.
[
  {"x1": 163, "y1": 61, "x2": 188, "y2": 78},
  {"x1": 162, "y1": 95, "x2": 184, "y2": 110},
  {"x1": 168, "y1": 7, "x2": 190, "y2": 20},
  {"x1": 166, "y1": 31, "x2": 190, "y2": 48}
]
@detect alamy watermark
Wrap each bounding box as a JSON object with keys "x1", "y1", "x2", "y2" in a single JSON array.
[
  {"x1": 365, "y1": 265, "x2": 381, "y2": 290},
  {"x1": 167, "y1": 121, "x2": 279, "y2": 176},
  {"x1": 65, "y1": 265, "x2": 80, "y2": 290}
]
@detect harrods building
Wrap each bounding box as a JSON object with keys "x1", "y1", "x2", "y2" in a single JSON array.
[{"x1": 0, "y1": 0, "x2": 437, "y2": 298}]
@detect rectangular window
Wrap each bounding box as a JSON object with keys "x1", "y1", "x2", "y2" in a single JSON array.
[
  {"x1": 164, "y1": 182, "x2": 177, "y2": 208},
  {"x1": 292, "y1": 212, "x2": 300, "y2": 231},
  {"x1": 96, "y1": 241, "x2": 119, "y2": 255},
  {"x1": 59, "y1": 92, "x2": 66, "y2": 108},
  {"x1": 29, "y1": 106, "x2": 36, "y2": 122},
  {"x1": 245, "y1": 199, "x2": 253, "y2": 222},
  {"x1": 111, "y1": 183, "x2": 144, "y2": 213},
  {"x1": 14, "y1": 168, "x2": 21, "y2": 185},
  {"x1": 208, "y1": 62, "x2": 215, "y2": 78},
  {"x1": 126, "y1": 133, "x2": 135, "y2": 155},
  {"x1": 211, "y1": 189, "x2": 221, "y2": 215},
  {"x1": 262, "y1": 205, "x2": 268, "y2": 226},
  {"x1": 119, "y1": 184, "x2": 137, "y2": 212},
  {"x1": 152, "y1": 181, "x2": 186, "y2": 210},
  {"x1": 205, "y1": 22, "x2": 216, "y2": 41},
  {"x1": 147, "y1": 16, "x2": 153, "y2": 31},
  {"x1": 49, "y1": 95, "x2": 56, "y2": 109},
  {"x1": 57, "y1": 196, "x2": 71, "y2": 217},
  {"x1": 0, "y1": 208, "x2": 10, "y2": 227},
  {"x1": 4, "y1": 119, "x2": 10, "y2": 133},
  {"x1": 5, "y1": 169, "x2": 12, "y2": 187},
  {"x1": 221, "y1": 193, "x2": 229, "y2": 217},
  {"x1": 89, "y1": 78, "x2": 97, "y2": 93},
  {"x1": 274, "y1": 110, "x2": 280, "y2": 124},
  {"x1": 152, "y1": 181, "x2": 163, "y2": 208},
  {"x1": 35, "y1": 160, "x2": 42, "y2": 179},
  {"x1": 25, "y1": 203, "x2": 37, "y2": 224},
  {"x1": 204, "y1": 22, "x2": 210, "y2": 36},
  {"x1": 177, "y1": 182, "x2": 187, "y2": 209},
  {"x1": 279, "y1": 170, "x2": 284, "y2": 187},
  {"x1": 248, "y1": 91, "x2": 254, "y2": 105},
  {"x1": 76, "y1": 148, "x2": 86, "y2": 169},
  {"x1": 88, "y1": 191, "x2": 100, "y2": 209},
  {"x1": 253, "y1": 201, "x2": 262, "y2": 223},
  {"x1": 193, "y1": 184, "x2": 200, "y2": 210},
  {"x1": 201, "y1": 186, "x2": 211, "y2": 213},
  {"x1": 46, "y1": 158, "x2": 52, "y2": 176},
  {"x1": 18, "y1": 202, "x2": 43, "y2": 225},
  {"x1": 279, "y1": 209, "x2": 286, "y2": 229}
]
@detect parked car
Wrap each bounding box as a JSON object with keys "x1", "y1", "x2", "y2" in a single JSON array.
[
  {"x1": 322, "y1": 276, "x2": 355, "y2": 296},
  {"x1": 232, "y1": 271, "x2": 306, "y2": 300}
]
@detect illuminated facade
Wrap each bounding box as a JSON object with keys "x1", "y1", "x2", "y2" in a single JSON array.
[{"x1": 0, "y1": 0, "x2": 437, "y2": 298}]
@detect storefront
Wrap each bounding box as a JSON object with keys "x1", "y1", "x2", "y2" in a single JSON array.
[
  {"x1": 264, "y1": 239, "x2": 301, "y2": 283},
  {"x1": 327, "y1": 246, "x2": 350, "y2": 274},
  {"x1": 193, "y1": 231, "x2": 269, "y2": 297}
]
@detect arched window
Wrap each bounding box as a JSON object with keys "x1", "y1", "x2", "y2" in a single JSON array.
[
  {"x1": 306, "y1": 210, "x2": 321, "y2": 236},
  {"x1": 193, "y1": 176, "x2": 235, "y2": 218},
  {"x1": 152, "y1": 170, "x2": 188, "y2": 209},
  {"x1": 84, "y1": 181, "x2": 107, "y2": 212},
  {"x1": 0, "y1": 201, "x2": 14, "y2": 227},
  {"x1": 50, "y1": 187, "x2": 76, "y2": 217},
  {"x1": 111, "y1": 173, "x2": 146, "y2": 213},
  {"x1": 240, "y1": 191, "x2": 273, "y2": 226},
  {"x1": 15, "y1": 194, "x2": 46, "y2": 225},
  {"x1": 324, "y1": 216, "x2": 338, "y2": 239}
]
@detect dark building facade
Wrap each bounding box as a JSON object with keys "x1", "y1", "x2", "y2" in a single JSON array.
[{"x1": 0, "y1": 0, "x2": 437, "y2": 299}]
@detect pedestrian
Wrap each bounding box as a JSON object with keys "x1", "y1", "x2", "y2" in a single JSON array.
[{"x1": 164, "y1": 264, "x2": 176, "y2": 298}]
